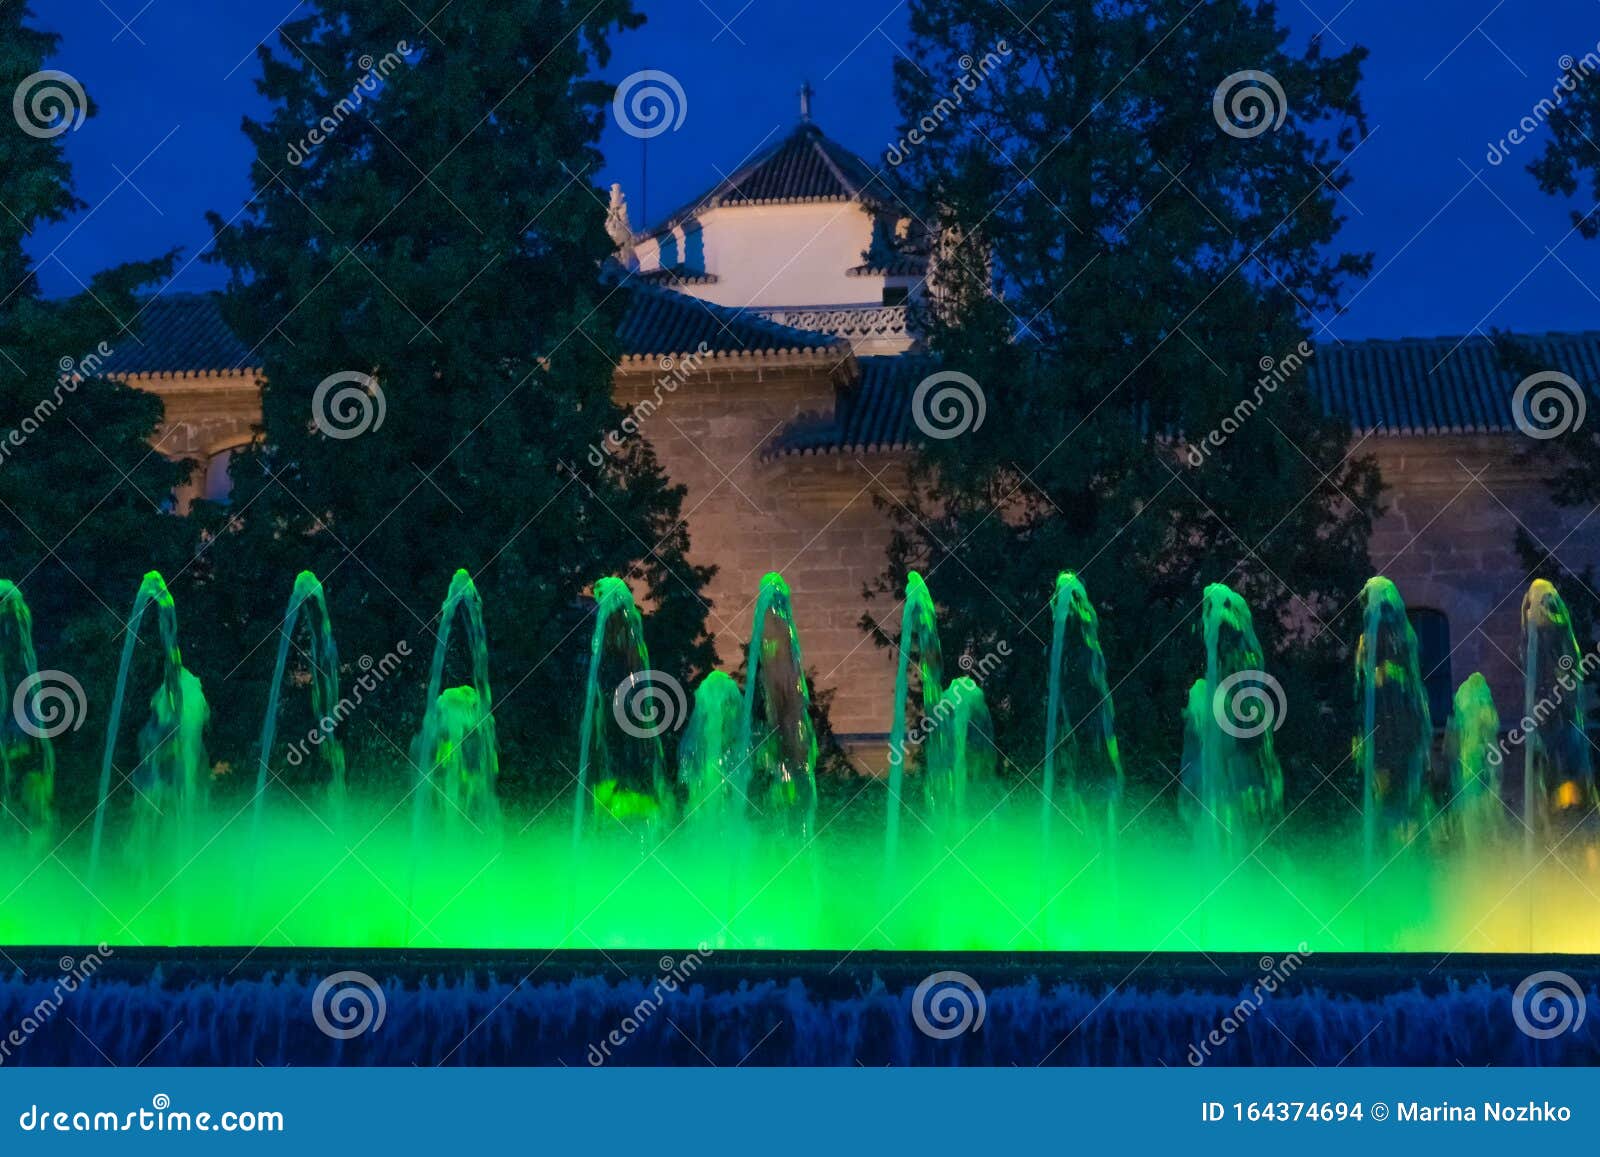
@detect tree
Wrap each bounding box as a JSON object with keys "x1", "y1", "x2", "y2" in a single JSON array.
[
  {"x1": 866, "y1": 0, "x2": 1381, "y2": 810},
  {"x1": 190, "y1": 2, "x2": 715, "y2": 801},
  {"x1": 0, "y1": 7, "x2": 186, "y2": 825},
  {"x1": 1506, "y1": 76, "x2": 1600, "y2": 644}
]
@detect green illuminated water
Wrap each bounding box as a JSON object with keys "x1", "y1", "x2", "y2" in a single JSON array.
[
  {"x1": 0, "y1": 580, "x2": 56, "y2": 843},
  {"x1": 3, "y1": 567, "x2": 1598, "y2": 952}
]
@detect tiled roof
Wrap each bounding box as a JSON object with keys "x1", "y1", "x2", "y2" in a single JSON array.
[
  {"x1": 770, "y1": 333, "x2": 1600, "y2": 455},
  {"x1": 637, "y1": 122, "x2": 894, "y2": 241},
  {"x1": 1310, "y1": 332, "x2": 1600, "y2": 435},
  {"x1": 776, "y1": 357, "x2": 925, "y2": 454},
  {"x1": 99, "y1": 286, "x2": 844, "y2": 374},
  {"x1": 616, "y1": 282, "x2": 846, "y2": 360},
  {"x1": 100, "y1": 292, "x2": 259, "y2": 377}
]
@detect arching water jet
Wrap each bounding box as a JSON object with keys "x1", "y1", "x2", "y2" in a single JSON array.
[
  {"x1": 0, "y1": 581, "x2": 58, "y2": 841},
  {"x1": 1355, "y1": 577, "x2": 1433, "y2": 872},
  {"x1": 739, "y1": 573, "x2": 817, "y2": 838},
  {"x1": 254, "y1": 571, "x2": 345, "y2": 834},
  {"x1": 886, "y1": 572, "x2": 944, "y2": 867},
  {"x1": 90, "y1": 572, "x2": 207, "y2": 881},
  {"x1": 1042, "y1": 572, "x2": 1123, "y2": 848},
  {"x1": 574, "y1": 577, "x2": 672, "y2": 843}
]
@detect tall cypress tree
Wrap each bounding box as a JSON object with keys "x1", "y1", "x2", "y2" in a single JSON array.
[
  {"x1": 869, "y1": 0, "x2": 1381, "y2": 804},
  {"x1": 0, "y1": 7, "x2": 185, "y2": 821},
  {"x1": 1504, "y1": 67, "x2": 1600, "y2": 643},
  {"x1": 192, "y1": 3, "x2": 714, "y2": 795}
]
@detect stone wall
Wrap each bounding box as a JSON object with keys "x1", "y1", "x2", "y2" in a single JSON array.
[
  {"x1": 612, "y1": 356, "x2": 906, "y2": 747},
  {"x1": 129, "y1": 372, "x2": 262, "y2": 511},
  {"x1": 132, "y1": 362, "x2": 1583, "y2": 760},
  {"x1": 1364, "y1": 432, "x2": 1598, "y2": 720}
]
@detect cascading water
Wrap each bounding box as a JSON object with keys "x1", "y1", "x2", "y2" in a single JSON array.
[
  {"x1": 1519, "y1": 578, "x2": 1595, "y2": 857},
  {"x1": 739, "y1": 573, "x2": 817, "y2": 838},
  {"x1": 414, "y1": 569, "x2": 499, "y2": 830},
  {"x1": 574, "y1": 577, "x2": 671, "y2": 841},
  {"x1": 921, "y1": 675, "x2": 996, "y2": 834},
  {"x1": 1042, "y1": 572, "x2": 1123, "y2": 847},
  {"x1": 886, "y1": 571, "x2": 944, "y2": 866},
  {"x1": 254, "y1": 571, "x2": 345, "y2": 832},
  {"x1": 678, "y1": 670, "x2": 743, "y2": 825},
  {"x1": 1355, "y1": 577, "x2": 1433, "y2": 871},
  {"x1": 0, "y1": 581, "x2": 56, "y2": 839},
  {"x1": 90, "y1": 571, "x2": 208, "y2": 881},
  {"x1": 1445, "y1": 672, "x2": 1501, "y2": 846},
  {"x1": 15, "y1": 564, "x2": 1600, "y2": 953},
  {"x1": 1181, "y1": 583, "x2": 1284, "y2": 855}
]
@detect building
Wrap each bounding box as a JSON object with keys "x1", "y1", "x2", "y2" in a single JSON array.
[{"x1": 104, "y1": 112, "x2": 1600, "y2": 767}]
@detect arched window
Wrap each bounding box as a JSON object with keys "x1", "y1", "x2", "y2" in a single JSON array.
[
  {"x1": 1408, "y1": 608, "x2": 1452, "y2": 727},
  {"x1": 202, "y1": 447, "x2": 235, "y2": 503}
]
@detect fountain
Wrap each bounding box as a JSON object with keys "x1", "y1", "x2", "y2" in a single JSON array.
[
  {"x1": 678, "y1": 670, "x2": 743, "y2": 824},
  {"x1": 90, "y1": 571, "x2": 208, "y2": 880},
  {"x1": 1181, "y1": 583, "x2": 1284, "y2": 855},
  {"x1": 0, "y1": 582, "x2": 56, "y2": 839},
  {"x1": 1445, "y1": 672, "x2": 1500, "y2": 845},
  {"x1": 886, "y1": 571, "x2": 944, "y2": 865},
  {"x1": 1041, "y1": 572, "x2": 1123, "y2": 847},
  {"x1": 739, "y1": 573, "x2": 817, "y2": 838},
  {"x1": 7, "y1": 564, "x2": 1600, "y2": 958},
  {"x1": 414, "y1": 570, "x2": 499, "y2": 830},
  {"x1": 1518, "y1": 578, "x2": 1595, "y2": 856},
  {"x1": 920, "y1": 675, "x2": 997, "y2": 834},
  {"x1": 1355, "y1": 577, "x2": 1433, "y2": 870},
  {"x1": 254, "y1": 571, "x2": 345, "y2": 831},
  {"x1": 575, "y1": 577, "x2": 671, "y2": 841}
]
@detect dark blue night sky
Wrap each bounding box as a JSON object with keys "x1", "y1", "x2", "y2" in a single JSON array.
[{"x1": 24, "y1": 0, "x2": 1600, "y2": 340}]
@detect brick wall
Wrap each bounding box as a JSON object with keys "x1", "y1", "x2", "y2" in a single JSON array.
[
  {"x1": 136, "y1": 363, "x2": 1583, "y2": 758},
  {"x1": 1365, "y1": 432, "x2": 1598, "y2": 720},
  {"x1": 613, "y1": 358, "x2": 906, "y2": 743}
]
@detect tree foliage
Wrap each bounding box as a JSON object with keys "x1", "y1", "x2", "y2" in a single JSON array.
[
  {"x1": 868, "y1": 0, "x2": 1381, "y2": 804},
  {"x1": 189, "y1": 1, "x2": 715, "y2": 797},
  {"x1": 0, "y1": 6, "x2": 186, "y2": 817}
]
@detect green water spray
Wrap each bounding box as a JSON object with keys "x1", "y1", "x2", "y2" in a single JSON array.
[
  {"x1": 575, "y1": 577, "x2": 670, "y2": 841},
  {"x1": 0, "y1": 581, "x2": 56, "y2": 841},
  {"x1": 886, "y1": 572, "x2": 944, "y2": 866},
  {"x1": 90, "y1": 572, "x2": 205, "y2": 882},
  {"x1": 1356, "y1": 577, "x2": 1433, "y2": 871},
  {"x1": 254, "y1": 571, "x2": 345, "y2": 833},
  {"x1": 1519, "y1": 579, "x2": 1594, "y2": 858},
  {"x1": 1445, "y1": 672, "x2": 1500, "y2": 846},
  {"x1": 739, "y1": 573, "x2": 817, "y2": 838}
]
